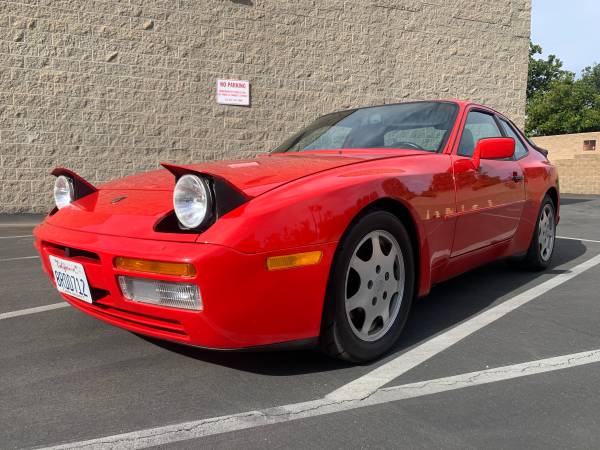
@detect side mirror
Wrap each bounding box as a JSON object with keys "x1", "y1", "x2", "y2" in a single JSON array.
[{"x1": 472, "y1": 137, "x2": 515, "y2": 170}]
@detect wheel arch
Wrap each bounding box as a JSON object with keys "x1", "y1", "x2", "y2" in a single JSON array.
[
  {"x1": 545, "y1": 186, "x2": 560, "y2": 221},
  {"x1": 363, "y1": 198, "x2": 421, "y2": 291},
  {"x1": 319, "y1": 197, "x2": 427, "y2": 357},
  {"x1": 332, "y1": 196, "x2": 430, "y2": 299}
]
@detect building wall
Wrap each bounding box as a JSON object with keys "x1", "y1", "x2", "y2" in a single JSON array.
[
  {"x1": 0, "y1": 0, "x2": 531, "y2": 213},
  {"x1": 532, "y1": 132, "x2": 600, "y2": 195}
]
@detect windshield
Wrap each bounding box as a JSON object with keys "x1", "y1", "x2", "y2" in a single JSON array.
[{"x1": 273, "y1": 101, "x2": 459, "y2": 153}]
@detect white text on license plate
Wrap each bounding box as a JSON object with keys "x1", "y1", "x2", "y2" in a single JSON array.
[{"x1": 49, "y1": 255, "x2": 93, "y2": 304}]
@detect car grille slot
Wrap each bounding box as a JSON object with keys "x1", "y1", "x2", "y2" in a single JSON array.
[
  {"x1": 90, "y1": 287, "x2": 110, "y2": 302},
  {"x1": 42, "y1": 241, "x2": 101, "y2": 263},
  {"x1": 79, "y1": 301, "x2": 188, "y2": 337}
]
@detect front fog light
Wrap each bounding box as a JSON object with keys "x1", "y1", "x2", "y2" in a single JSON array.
[{"x1": 118, "y1": 276, "x2": 202, "y2": 311}]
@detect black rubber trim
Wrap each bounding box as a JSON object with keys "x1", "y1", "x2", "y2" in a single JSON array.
[
  {"x1": 156, "y1": 163, "x2": 250, "y2": 234},
  {"x1": 51, "y1": 167, "x2": 97, "y2": 199},
  {"x1": 49, "y1": 167, "x2": 98, "y2": 215}
]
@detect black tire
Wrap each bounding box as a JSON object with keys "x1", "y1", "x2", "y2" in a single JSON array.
[
  {"x1": 512, "y1": 194, "x2": 556, "y2": 270},
  {"x1": 320, "y1": 210, "x2": 415, "y2": 362}
]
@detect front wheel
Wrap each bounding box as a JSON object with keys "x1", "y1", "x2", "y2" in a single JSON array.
[{"x1": 320, "y1": 210, "x2": 415, "y2": 362}]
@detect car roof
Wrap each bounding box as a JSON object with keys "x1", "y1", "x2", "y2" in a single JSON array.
[
  {"x1": 329, "y1": 99, "x2": 502, "y2": 115},
  {"x1": 319, "y1": 100, "x2": 517, "y2": 129}
]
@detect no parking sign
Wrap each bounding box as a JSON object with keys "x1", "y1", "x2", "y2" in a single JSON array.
[{"x1": 216, "y1": 79, "x2": 250, "y2": 106}]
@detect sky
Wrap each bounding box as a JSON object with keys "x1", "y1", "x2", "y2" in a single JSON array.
[{"x1": 531, "y1": 0, "x2": 600, "y2": 75}]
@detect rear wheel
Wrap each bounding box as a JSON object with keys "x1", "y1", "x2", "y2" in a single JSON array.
[
  {"x1": 320, "y1": 210, "x2": 415, "y2": 362},
  {"x1": 514, "y1": 195, "x2": 556, "y2": 270}
]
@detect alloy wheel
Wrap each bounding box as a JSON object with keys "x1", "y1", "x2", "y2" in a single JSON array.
[
  {"x1": 538, "y1": 203, "x2": 555, "y2": 262},
  {"x1": 344, "y1": 230, "x2": 405, "y2": 342}
]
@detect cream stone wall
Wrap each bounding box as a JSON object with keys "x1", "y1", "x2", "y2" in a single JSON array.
[
  {"x1": 532, "y1": 132, "x2": 600, "y2": 195},
  {"x1": 0, "y1": 0, "x2": 531, "y2": 212}
]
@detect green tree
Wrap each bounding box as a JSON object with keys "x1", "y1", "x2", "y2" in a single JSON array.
[
  {"x1": 580, "y1": 64, "x2": 600, "y2": 92},
  {"x1": 525, "y1": 43, "x2": 600, "y2": 136},
  {"x1": 526, "y1": 76, "x2": 600, "y2": 136},
  {"x1": 527, "y1": 43, "x2": 572, "y2": 100}
]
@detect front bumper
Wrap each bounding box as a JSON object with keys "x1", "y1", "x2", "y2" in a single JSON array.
[{"x1": 34, "y1": 222, "x2": 335, "y2": 349}]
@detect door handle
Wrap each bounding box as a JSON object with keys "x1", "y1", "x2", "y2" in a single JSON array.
[{"x1": 512, "y1": 172, "x2": 524, "y2": 182}]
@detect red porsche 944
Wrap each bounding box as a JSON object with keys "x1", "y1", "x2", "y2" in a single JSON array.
[{"x1": 34, "y1": 100, "x2": 559, "y2": 362}]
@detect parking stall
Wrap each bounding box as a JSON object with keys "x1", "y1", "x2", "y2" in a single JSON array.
[{"x1": 1, "y1": 196, "x2": 600, "y2": 449}]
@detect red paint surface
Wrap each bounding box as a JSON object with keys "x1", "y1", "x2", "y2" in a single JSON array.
[
  {"x1": 34, "y1": 100, "x2": 559, "y2": 349},
  {"x1": 477, "y1": 137, "x2": 516, "y2": 160}
]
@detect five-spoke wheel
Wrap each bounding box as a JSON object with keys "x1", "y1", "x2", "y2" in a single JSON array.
[{"x1": 321, "y1": 210, "x2": 414, "y2": 362}]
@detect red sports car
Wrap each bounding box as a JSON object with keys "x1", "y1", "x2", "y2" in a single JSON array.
[{"x1": 34, "y1": 100, "x2": 559, "y2": 362}]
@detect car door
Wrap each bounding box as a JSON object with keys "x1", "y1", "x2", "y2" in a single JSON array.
[{"x1": 450, "y1": 109, "x2": 526, "y2": 257}]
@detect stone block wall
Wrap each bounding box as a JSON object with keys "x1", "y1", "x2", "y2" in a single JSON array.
[
  {"x1": 0, "y1": 0, "x2": 531, "y2": 212},
  {"x1": 532, "y1": 132, "x2": 600, "y2": 195}
]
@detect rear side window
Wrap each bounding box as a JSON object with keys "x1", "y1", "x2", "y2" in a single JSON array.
[
  {"x1": 499, "y1": 118, "x2": 528, "y2": 159},
  {"x1": 458, "y1": 111, "x2": 502, "y2": 157}
]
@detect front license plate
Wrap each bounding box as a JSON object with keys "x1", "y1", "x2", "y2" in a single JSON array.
[{"x1": 49, "y1": 255, "x2": 93, "y2": 304}]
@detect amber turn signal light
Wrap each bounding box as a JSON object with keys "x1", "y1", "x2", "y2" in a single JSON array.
[
  {"x1": 114, "y1": 257, "x2": 196, "y2": 277},
  {"x1": 266, "y1": 251, "x2": 322, "y2": 271}
]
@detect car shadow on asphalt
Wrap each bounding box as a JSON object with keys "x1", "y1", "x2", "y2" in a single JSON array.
[
  {"x1": 139, "y1": 238, "x2": 589, "y2": 375},
  {"x1": 397, "y1": 238, "x2": 586, "y2": 353}
]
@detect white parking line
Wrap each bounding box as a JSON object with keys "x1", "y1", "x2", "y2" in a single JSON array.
[
  {"x1": 0, "y1": 223, "x2": 39, "y2": 228},
  {"x1": 39, "y1": 348, "x2": 600, "y2": 449},
  {"x1": 5, "y1": 233, "x2": 599, "y2": 447},
  {"x1": 0, "y1": 255, "x2": 39, "y2": 262},
  {"x1": 0, "y1": 234, "x2": 33, "y2": 239},
  {"x1": 327, "y1": 253, "x2": 600, "y2": 401},
  {"x1": 557, "y1": 235, "x2": 600, "y2": 244},
  {"x1": 0, "y1": 302, "x2": 68, "y2": 320}
]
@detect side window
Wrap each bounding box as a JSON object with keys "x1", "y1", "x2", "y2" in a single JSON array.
[
  {"x1": 458, "y1": 111, "x2": 502, "y2": 157},
  {"x1": 499, "y1": 118, "x2": 528, "y2": 159}
]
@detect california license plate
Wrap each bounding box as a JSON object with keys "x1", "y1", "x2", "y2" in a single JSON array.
[{"x1": 49, "y1": 255, "x2": 93, "y2": 304}]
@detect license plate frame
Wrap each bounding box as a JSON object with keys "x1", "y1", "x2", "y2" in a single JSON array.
[{"x1": 49, "y1": 255, "x2": 93, "y2": 304}]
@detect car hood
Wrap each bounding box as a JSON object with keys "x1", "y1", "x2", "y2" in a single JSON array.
[
  {"x1": 99, "y1": 150, "x2": 427, "y2": 197},
  {"x1": 45, "y1": 150, "x2": 428, "y2": 241}
]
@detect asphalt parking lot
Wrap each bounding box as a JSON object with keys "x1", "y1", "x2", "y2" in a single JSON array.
[{"x1": 2, "y1": 196, "x2": 600, "y2": 449}]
